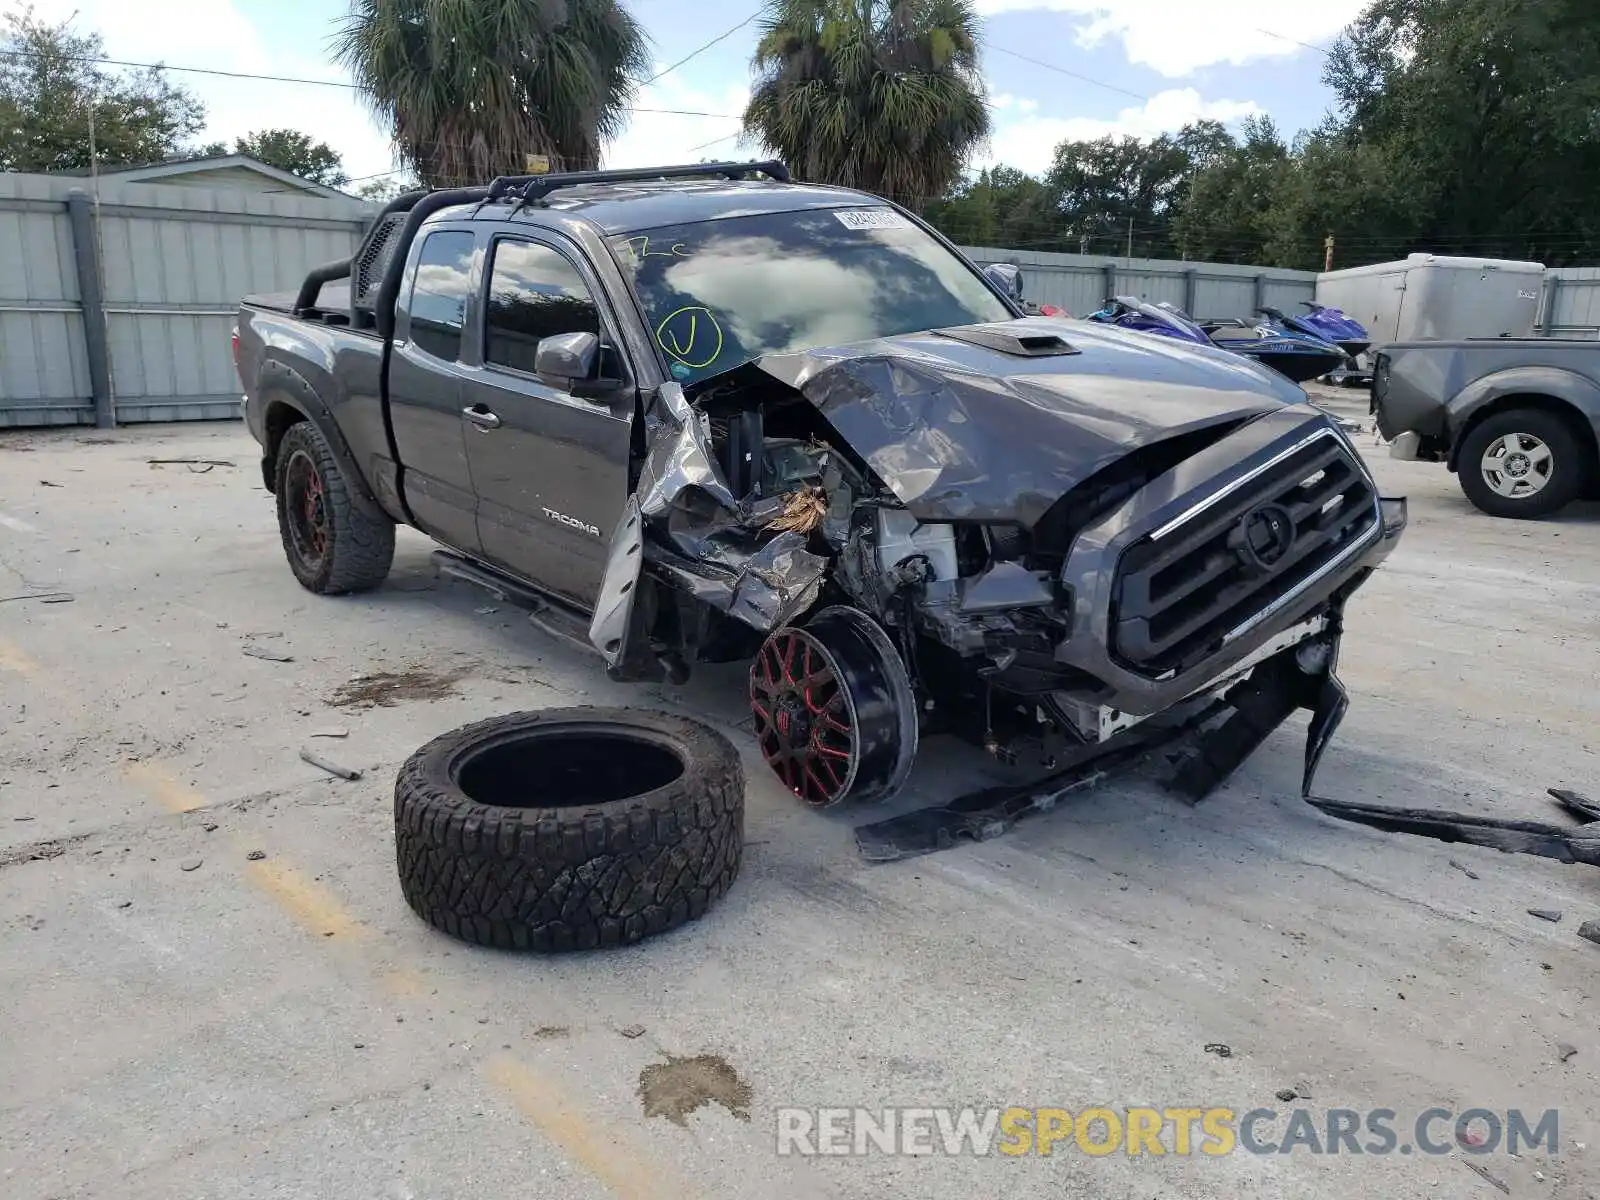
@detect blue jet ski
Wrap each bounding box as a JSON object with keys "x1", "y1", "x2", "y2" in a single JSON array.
[{"x1": 1199, "y1": 312, "x2": 1348, "y2": 384}]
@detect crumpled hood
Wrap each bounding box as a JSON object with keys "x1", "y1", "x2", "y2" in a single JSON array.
[{"x1": 751, "y1": 317, "x2": 1307, "y2": 525}]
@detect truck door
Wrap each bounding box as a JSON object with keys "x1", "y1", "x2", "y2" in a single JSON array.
[
  {"x1": 389, "y1": 228, "x2": 482, "y2": 552},
  {"x1": 458, "y1": 233, "x2": 633, "y2": 609}
]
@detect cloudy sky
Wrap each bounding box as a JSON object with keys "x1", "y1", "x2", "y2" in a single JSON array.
[{"x1": 4, "y1": 0, "x2": 1372, "y2": 189}]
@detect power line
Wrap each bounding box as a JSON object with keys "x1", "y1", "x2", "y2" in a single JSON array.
[
  {"x1": 642, "y1": 9, "x2": 763, "y2": 85},
  {"x1": 1255, "y1": 27, "x2": 1333, "y2": 56},
  {"x1": 987, "y1": 45, "x2": 1149, "y2": 103},
  {"x1": 0, "y1": 48, "x2": 742, "y2": 118}
]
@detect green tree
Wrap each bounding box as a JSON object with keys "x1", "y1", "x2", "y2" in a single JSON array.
[
  {"x1": 335, "y1": 0, "x2": 649, "y2": 188},
  {"x1": 922, "y1": 165, "x2": 1057, "y2": 248},
  {"x1": 0, "y1": 8, "x2": 205, "y2": 173},
  {"x1": 353, "y1": 175, "x2": 418, "y2": 204},
  {"x1": 231, "y1": 129, "x2": 349, "y2": 187},
  {"x1": 743, "y1": 0, "x2": 990, "y2": 207},
  {"x1": 1172, "y1": 116, "x2": 1291, "y2": 265},
  {"x1": 1043, "y1": 122, "x2": 1227, "y2": 258},
  {"x1": 1265, "y1": 0, "x2": 1600, "y2": 268}
]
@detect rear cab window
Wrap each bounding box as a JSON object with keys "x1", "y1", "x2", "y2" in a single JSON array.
[{"x1": 407, "y1": 230, "x2": 475, "y2": 362}]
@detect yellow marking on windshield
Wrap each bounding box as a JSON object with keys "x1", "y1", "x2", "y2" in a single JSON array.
[
  {"x1": 619, "y1": 236, "x2": 692, "y2": 265},
  {"x1": 655, "y1": 306, "x2": 724, "y2": 369}
]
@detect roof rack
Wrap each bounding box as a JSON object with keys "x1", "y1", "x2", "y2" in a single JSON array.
[{"x1": 485, "y1": 159, "x2": 791, "y2": 204}]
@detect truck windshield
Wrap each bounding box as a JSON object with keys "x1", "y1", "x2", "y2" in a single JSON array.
[{"x1": 608, "y1": 207, "x2": 1012, "y2": 385}]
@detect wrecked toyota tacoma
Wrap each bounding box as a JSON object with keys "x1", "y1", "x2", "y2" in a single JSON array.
[{"x1": 234, "y1": 161, "x2": 1407, "y2": 810}]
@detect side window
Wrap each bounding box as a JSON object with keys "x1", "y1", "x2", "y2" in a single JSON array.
[
  {"x1": 485, "y1": 239, "x2": 601, "y2": 376},
  {"x1": 408, "y1": 231, "x2": 474, "y2": 362}
]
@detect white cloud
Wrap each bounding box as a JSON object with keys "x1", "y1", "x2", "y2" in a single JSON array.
[
  {"x1": 975, "y1": 0, "x2": 1368, "y2": 76},
  {"x1": 3, "y1": 0, "x2": 756, "y2": 185},
  {"x1": 990, "y1": 93, "x2": 1040, "y2": 113},
  {"x1": 979, "y1": 88, "x2": 1260, "y2": 174},
  {"x1": 2, "y1": 0, "x2": 401, "y2": 183}
]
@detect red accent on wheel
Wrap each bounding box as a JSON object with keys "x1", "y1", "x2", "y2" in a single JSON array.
[{"x1": 749, "y1": 628, "x2": 859, "y2": 808}]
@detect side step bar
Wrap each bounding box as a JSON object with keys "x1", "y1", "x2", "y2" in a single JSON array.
[{"x1": 430, "y1": 550, "x2": 596, "y2": 656}]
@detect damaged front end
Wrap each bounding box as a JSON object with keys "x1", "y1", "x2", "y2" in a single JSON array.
[{"x1": 591, "y1": 333, "x2": 1407, "y2": 824}]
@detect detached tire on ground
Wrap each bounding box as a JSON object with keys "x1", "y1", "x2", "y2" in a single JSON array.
[
  {"x1": 1457, "y1": 408, "x2": 1588, "y2": 519},
  {"x1": 394, "y1": 708, "x2": 744, "y2": 951},
  {"x1": 274, "y1": 419, "x2": 395, "y2": 593}
]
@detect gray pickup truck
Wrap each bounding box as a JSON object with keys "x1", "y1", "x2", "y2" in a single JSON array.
[
  {"x1": 235, "y1": 160, "x2": 1406, "y2": 809},
  {"x1": 1374, "y1": 339, "x2": 1600, "y2": 518}
]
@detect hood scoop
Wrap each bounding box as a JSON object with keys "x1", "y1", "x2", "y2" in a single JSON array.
[{"x1": 933, "y1": 322, "x2": 1080, "y2": 358}]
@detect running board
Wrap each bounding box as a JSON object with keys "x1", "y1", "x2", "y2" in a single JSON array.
[{"x1": 430, "y1": 550, "x2": 598, "y2": 656}]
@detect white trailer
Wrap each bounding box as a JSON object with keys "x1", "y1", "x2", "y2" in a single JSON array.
[{"x1": 1316, "y1": 254, "x2": 1546, "y2": 349}]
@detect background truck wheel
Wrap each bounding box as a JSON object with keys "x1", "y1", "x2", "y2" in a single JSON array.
[
  {"x1": 1457, "y1": 409, "x2": 1587, "y2": 519},
  {"x1": 394, "y1": 708, "x2": 743, "y2": 951},
  {"x1": 274, "y1": 420, "x2": 395, "y2": 593}
]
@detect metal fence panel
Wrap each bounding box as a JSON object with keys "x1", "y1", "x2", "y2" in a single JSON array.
[
  {"x1": 960, "y1": 244, "x2": 1319, "y2": 322},
  {"x1": 0, "y1": 172, "x2": 369, "y2": 428},
  {"x1": 1548, "y1": 267, "x2": 1600, "y2": 338},
  {"x1": 0, "y1": 178, "x2": 91, "y2": 426}
]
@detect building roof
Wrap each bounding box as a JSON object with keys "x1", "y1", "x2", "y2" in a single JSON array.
[{"x1": 55, "y1": 154, "x2": 351, "y2": 199}]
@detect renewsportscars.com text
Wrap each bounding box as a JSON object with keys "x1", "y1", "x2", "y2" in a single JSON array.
[{"x1": 775, "y1": 1106, "x2": 1559, "y2": 1158}]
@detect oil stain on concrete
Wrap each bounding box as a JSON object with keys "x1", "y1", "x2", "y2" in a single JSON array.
[
  {"x1": 327, "y1": 666, "x2": 465, "y2": 709},
  {"x1": 638, "y1": 1054, "x2": 753, "y2": 1127}
]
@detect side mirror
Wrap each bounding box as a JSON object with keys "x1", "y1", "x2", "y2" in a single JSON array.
[{"x1": 534, "y1": 331, "x2": 600, "y2": 389}]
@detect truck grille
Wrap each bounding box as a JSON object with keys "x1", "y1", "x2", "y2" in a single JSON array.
[{"x1": 1110, "y1": 430, "x2": 1378, "y2": 676}]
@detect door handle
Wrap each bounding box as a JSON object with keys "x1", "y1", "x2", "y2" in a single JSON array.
[{"x1": 462, "y1": 405, "x2": 501, "y2": 430}]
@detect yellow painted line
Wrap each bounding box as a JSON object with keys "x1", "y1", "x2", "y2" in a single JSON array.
[
  {"x1": 123, "y1": 761, "x2": 207, "y2": 813},
  {"x1": 0, "y1": 638, "x2": 38, "y2": 676},
  {"x1": 485, "y1": 1055, "x2": 695, "y2": 1200},
  {"x1": 245, "y1": 858, "x2": 368, "y2": 941}
]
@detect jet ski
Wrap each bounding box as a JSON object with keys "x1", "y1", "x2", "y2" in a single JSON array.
[
  {"x1": 1269, "y1": 302, "x2": 1371, "y2": 359},
  {"x1": 1084, "y1": 296, "x2": 1213, "y2": 346},
  {"x1": 1200, "y1": 313, "x2": 1348, "y2": 384},
  {"x1": 1260, "y1": 301, "x2": 1373, "y2": 386}
]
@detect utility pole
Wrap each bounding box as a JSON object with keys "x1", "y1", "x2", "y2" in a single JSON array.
[
  {"x1": 1127, "y1": 214, "x2": 1135, "y2": 265},
  {"x1": 1324, "y1": 234, "x2": 1335, "y2": 272}
]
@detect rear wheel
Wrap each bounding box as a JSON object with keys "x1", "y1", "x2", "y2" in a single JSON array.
[
  {"x1": 1457, "y1": 409, "x2": 1587, "y2": 519},
  {"x1": 274, "y1": 421, "x2": 395, "y2": 592},
  {"x1": 749, "y1": 607, "x2": 918, "y2": 807}
]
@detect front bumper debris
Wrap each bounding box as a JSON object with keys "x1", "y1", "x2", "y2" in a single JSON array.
[
  {"x1": 1306, "y1": 790, "x2": 1600, "y2": 869},
  {"x1": 855, "y1": 630, "x2": 1352, "y2": 862}
]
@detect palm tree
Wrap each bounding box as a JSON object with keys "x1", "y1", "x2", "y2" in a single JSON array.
[
  {"x1": 743, "y1": 0, "x2": 990, "y2": 207},
  {"x1": 335, "y1": 0, "x2": 649, "y2": 188}
]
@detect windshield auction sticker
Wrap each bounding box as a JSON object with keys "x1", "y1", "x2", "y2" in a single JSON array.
[{"x1": 833, "y1": 210, "x2": 910, "y2": 231}]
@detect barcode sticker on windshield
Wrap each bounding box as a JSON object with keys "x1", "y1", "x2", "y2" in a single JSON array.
[{"x1": 833, "y1": 209, "x2": 910, "y2": 231}]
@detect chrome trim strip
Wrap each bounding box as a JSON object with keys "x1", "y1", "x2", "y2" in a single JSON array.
[
  {"x1": 1149, "y1": 427, "x2": 1338, "y2": 541},
  {"x1": 1221, "y1": 495, "x2": 1384, "y2": 645}
]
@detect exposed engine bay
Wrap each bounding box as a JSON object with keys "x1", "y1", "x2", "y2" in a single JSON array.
[{"x1": 589, "y1": 340, "x2": 1408, "y2": 815}]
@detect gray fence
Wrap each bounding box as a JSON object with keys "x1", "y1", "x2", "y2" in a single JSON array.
[
  {"x1": 0, "y1": 172, "x2": 371, "y2": 428},
  {"x1": 959, "y1": 245, "x2": 1319, "y2": 320},
  {"x1": 1545, "y1": 268, "x2": 1600, "y2": 339}
]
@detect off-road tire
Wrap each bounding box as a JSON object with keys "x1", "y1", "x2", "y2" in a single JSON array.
[
  {"x1": 394, "y1": 708, "x2": 744, "y2": 951},
  {"x1": 274, "y1": 420, "x2": 395, "y2": 593},
  {"x1": 1457, "y1": 409, "x2": 1588, "y2": 520}
]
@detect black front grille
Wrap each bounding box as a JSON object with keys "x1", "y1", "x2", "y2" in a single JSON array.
[{"x1": 1111, "y1": 431, "x2": 1378, "y2": 675}]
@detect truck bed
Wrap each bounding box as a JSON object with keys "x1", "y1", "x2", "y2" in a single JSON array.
[{"x1": 244, "y1": 284, "x2": 355, "y2": 319}]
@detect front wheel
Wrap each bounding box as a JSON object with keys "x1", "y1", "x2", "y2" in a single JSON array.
[
  {"x1": 749, "y1": 607, "x2": 919, "y2": 808},
  {"x1": 1457, "y1": 409, "x2": 1588, "y2": 520},
  {"x1": 274, "y1": 420, "x2": 395, "y2": 592}
]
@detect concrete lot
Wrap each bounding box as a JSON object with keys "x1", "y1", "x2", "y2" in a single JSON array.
[{"x1": 2, "y1": 391, "x2": 1598, "y2": 1199}]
